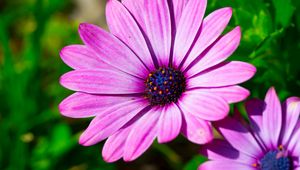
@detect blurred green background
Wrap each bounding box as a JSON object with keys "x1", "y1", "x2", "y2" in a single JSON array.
[{"x1": 0, "y1": 0, "x2": 299, "y2": 169}]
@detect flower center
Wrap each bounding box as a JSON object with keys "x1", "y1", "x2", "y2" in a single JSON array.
[
  {"x1": 144, "y1": 67, "x2": 186, "y2": 106},
  {"x1": 259, "y1": 147, "x2": 291, "y2": 170}
]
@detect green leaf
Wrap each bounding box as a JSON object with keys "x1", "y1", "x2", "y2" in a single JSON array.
[
  {"x1": 184, "y1": 155, "x2": 207, "y2": 170},
  {"x1": 272, "y1": 0, "x2": 294, "y2": 27}
]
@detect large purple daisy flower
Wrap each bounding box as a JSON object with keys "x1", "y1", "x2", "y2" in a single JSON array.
[
  {"x1": 199, "y1": 87, "x2": 300, "y2": 170},
  {"x1": 59, "y1": 0, "x2": 256, "y2": 162}
]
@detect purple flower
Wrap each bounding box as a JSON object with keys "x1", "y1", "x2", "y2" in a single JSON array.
[
  {"x1": 199, "y1": 87, "x2": 300, "y2": 170},
  {"x1": 59, "y1": 0, "x2": 256, "y2": 162}
]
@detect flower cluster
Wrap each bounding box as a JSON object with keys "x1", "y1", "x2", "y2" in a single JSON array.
[{"x1": 58, "y1": 0, "x2": 300, "y2": 168}]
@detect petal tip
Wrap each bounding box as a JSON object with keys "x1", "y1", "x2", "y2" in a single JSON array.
[
  {"x1": 102, "y1": 153, "x2": 118, "y2": 163},
  {"x1": 157, "y1": 137, "x2": 172, "y2": 144},
  {"x1": 123, "y1": 155, "x2": 135, "y2": 162},
  {"x1": 266, "y1": 86, "x2": 277, "y2": 98},
  {"x1": 78, "y1": 137, "x2": 90, "y2": 146},
  {"x1": 58, "y1": 101, "x2": 66, "y2": 115},
  {"x1": 223, "y1": 7, "x2": 233, "y2": 15}
]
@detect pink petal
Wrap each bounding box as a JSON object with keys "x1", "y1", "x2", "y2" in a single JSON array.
[
  {"x1": 122, "y1": 0, "x2": 146, "y2": 31},
  {"x1": 124, "y1": 0, "x2": 171, "y2": 66},
  {"x1": 195, "y1": 85, "x2": 249, "y2": 104},
  {"x1": 172, "y1": 0, "x2": 207, "y2": 66},
  {"x1": 123, "y1": 0, "x2": 188, "y2": 28},
  {"x1": 198, "y1": 161, "x2": 256, "y2": 170},
  {"x1": 180, "y1": 7, "x2": 233, "y2": 70},
  {"x1": 78, "y1": 23, "x2": 148, "y2": 78},
  {"x1": 178, "y1": 90, "x2": 229, "y2": 121},
  {"x1": 288, "y1": 122, "x2": 300, "y2": 157},
  {"x1": 215, "y1": 117, "x2": 263, "y2": 158},
  {"x1": 186, "y1": 26, "x2": 241, "y2": 77},
  {"x1": 102, "y1": 122, "x2": 134, "y2": 162},
  {"x1": 60, "y1": 70, "x2": 144, "y2": 94},
  {"x1": 102, "y1": 106, "x2": 152, "y2": 162},
  {"x1": 187, "y1": 61, "x2": 256, "y2": 88},
  {"x1": 79, "y1": 99, "x2": 147, "y2": 146},
  {"x1": 262, "y1": 87, "x2": 282, "y2": 148},
  {"x1": 281, "y1": 97, "x2": 300, "y2": 145},
  {"x1": 106, "y1": 0, "x2": 156, "y2": 71},
  {"x1": 180, "y1": 106, "x2": 213, "y2": 144},
  {"x1": 157, "y1": 103, "x2": 182, "y2": 143},
  {"x1": 200, "y1": 139, "x2": 256, "y2": 164},
  {"x1": 59, "y1": 92, "x2": 140, "y2": 118},
  {"x1": 172, "y1": 0, "x2": 189, "y2": 27},
  {"x1": 60, "y1": 45, "x2": 112, "y2": 70},
  {"x1": 124, "y1": 107, "x2": 161, "y2": 161}
]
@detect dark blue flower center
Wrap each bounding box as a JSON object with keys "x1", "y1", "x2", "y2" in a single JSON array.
[
  {"x1": 260, "y1": 150, "x2": 291, "y2": 170},
  {"x1": 145, "y1": 67, "x2": 186, "y2": 106}
]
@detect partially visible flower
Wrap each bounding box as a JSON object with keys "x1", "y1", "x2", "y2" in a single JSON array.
[
  {"x1": 59, "y1": 0, "x2": 256, "y2": 162},
  {"x1": 199, "y1": 87, "x2": 300, "y2": 170}
]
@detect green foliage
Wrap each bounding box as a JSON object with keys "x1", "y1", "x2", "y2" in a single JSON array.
[
  {"x1": 0, "y1": 0, "x2": 299, "y2": 170},
  {"x1": 183, "y1": 155, "x2": 207, "y2": 170}
]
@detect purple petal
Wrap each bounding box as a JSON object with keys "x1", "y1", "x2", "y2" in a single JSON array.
[
  {"x1": 60, "y1": 70, "x2": 144, "y2": 94},
  {"x1": 195, "y1": 85, "x2": 249, "y2": 104},
  {"x1": 215, "y1": 117, "x2": 263, "y2": 158},
  {"x1": 200, "y1": 139, "x2": 256, "y2": 164},
  {"x1": 178, "y1": 90, "x2": 229, "y2": 121},
  {"x1": 198, "y1": 161, "x2": 256, "y2": 170},
  {"x1": 60, "y1": 45, "x2": 112, "y2": 70},
  {"x1": 186, "y1": 26, "x2": 241, "y2": 77},
  {"x1": 124, "y1": 0, "x2": 171, "y2": 66},
  {"x1": 262, "y1": 87, "x2": 282, "y2": 148},
  {"x1": 78, "y1": 23, "x2": 148, "y2": 78},
  {"x1": 157, "y1": 103, "x2": 182, "y2": 143},
  {"x1": 106, "y1": 0, "x2": 155, "y2": 71},
  {"x1": 59, "y1": 92, "x2": 140, "y2": 118},
  {"x1": 187, "y1": 61, "x2": 256, "y2": 88},
  {"x1": 180, "y1": 7, "x2": 233, "y2": 70},
  {"x1": 172, "y1": 0, "x2": 207, "y2": 66},
  {"x1": 79, "y1": 99, "x2": 147, "y2": 146},
  {"x1": 123, "y1": 107, "x2": 161, "y2": 161},
  {"x1": 245, "y1": 99, "x2": 269, "y2": 148},
  {"x1": 281, "y1": 97, "x2": 300, "y2": 145},
  {"x1": 180, "y1": 106, "x2": 213, "y2": 144}
]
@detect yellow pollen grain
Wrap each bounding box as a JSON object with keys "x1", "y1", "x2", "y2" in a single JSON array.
[
  {"x1": 164, "y1": 81, "x2": 167, "y2": 85},
  {"x1": 159, "y1": 91, "x2": 163, "y2": 95},
  {"x1": 278, "y1": 145, "x2": 284, "y2": 150},
  {"x1": 169, "y1": 76, "x2": 172, "y2": 80},
  {"x1": 252, "y1": 163, "x2": 258, "y2": 167},
  {"x1": 154, "y1": 87, "x2": 157, "y2": 91}
]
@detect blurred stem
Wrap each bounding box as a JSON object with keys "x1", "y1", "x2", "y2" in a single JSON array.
[
  {"x1": 153, "y1": 142, "x2": 182, "y2": 170},
  {"x1": 0, "y1": 18, "x2": 14, "y2": 78}
]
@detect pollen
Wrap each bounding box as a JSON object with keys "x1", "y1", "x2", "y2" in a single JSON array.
[{"x1": 144, "y1": 67, "x2": 186, "y2": 106}]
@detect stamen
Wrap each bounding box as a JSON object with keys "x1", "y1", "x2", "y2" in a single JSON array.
[
  {"x1": 144, "y1": 67, "x2": 186, "y2": 106},
  {"x1": 256, "y1": 146, "x2": 291, "y2": 170}
]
